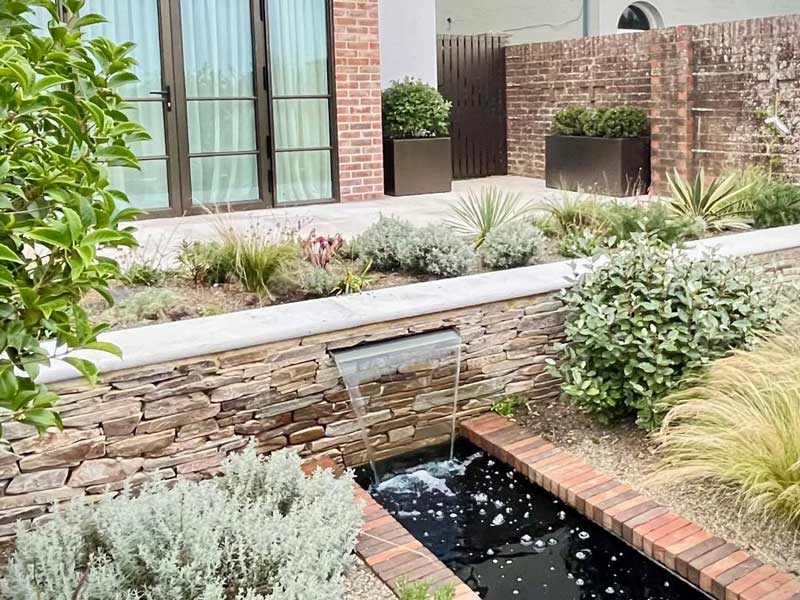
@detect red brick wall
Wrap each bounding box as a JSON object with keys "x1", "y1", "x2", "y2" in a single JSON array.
[
  {"x1": 332, "y1": 0, "x2": 384, "y2": 202},
  {"x1": 506, "y1": 15, "x2": 800, "y2": 194}
]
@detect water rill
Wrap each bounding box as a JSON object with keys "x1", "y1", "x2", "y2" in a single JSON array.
[
  {"x1": 358, "y1": 441, "x2": 712, "y2": 600},
  {"x1": 332, "y1": 329, "x2": 463, "y2": 483}
]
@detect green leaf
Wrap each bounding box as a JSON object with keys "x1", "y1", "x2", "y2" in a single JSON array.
[
  {"x1": 0, "y1": 244, "x2": 23, "y2": 264},
  {"x1": 83, "y1": 341, "x2": 122, "y2": 358},
  {"x1": 64, "y1": 357, "x2": 100, "y2": 384}
]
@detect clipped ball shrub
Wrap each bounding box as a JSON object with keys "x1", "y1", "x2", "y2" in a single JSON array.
[
  {"x1": 402, "y1": 224, "x2": 475, "y2": 278},
  {"x1": 549, "y1": 235, "x2": 786, "y2": 429},
  {"x1": 479, "y1": 221, "x2": 545, "y2": 270},
  {"x1": 552, "y1": 106, "x2": 588, "y2": 136},
  {"x1": 598, "y1": 106, "x2": 649, "y2": 138},
  {"x1": 357, "y1": 215, "x2": 416, "y2": 271},
  {"x1": 2, "y1": 448, "x2": 362, "y2": 600},
  {"x1": 382, "y1": 78, "x2": 451, "y2": 139}
]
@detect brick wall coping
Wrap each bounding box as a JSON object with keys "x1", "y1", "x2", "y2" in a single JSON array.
[
  {"x1": 356, "y1": 485, "x2": 480, "y2": 599},
  {"x1": 38, "y1": 224, "x2": 800, "y2": 385},
  {"x1": 462, "y1": 414, "x2": 800, "y2": 600}
]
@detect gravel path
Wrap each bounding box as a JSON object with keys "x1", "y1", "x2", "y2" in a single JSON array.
[
  {"x1": 516, "y1": 398, "x2": 800, "y2": 577},
  {"x1": 344, "y1": 558, "x2": 396, "y2": 600}
]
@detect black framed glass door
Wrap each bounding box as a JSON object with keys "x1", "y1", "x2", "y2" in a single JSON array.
[{"x1": 77, "y1": 0, "x2": 337, "y2": 215}]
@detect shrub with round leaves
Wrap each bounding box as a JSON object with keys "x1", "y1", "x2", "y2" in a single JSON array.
[
  {"x1": 548, "y1": 235, "x2": 788, "y2": 429},
  {"x1": 479, "y1": 221, "x2": 545, "y2": 270},
  {"x1": 0, "y1": 1, "x2": 146, "y2": 437},
  {"x1": 382, "y1": 78, "x2": 451, "y2": 139}
]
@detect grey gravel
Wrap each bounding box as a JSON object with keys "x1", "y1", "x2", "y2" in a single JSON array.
[
  {"x1": 517, "y1": 400, "x2": 800, "y2": 577},
  {"x1": 344, "y1": 558, "x2": 396, "y2": 600}
]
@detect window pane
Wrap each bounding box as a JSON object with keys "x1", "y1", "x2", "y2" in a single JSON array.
[
  {"x1": 109, "y1": 160, "x2": 170, "y2": 211},
  {"x1": 125, "y1": 102, "x2": 166, "y2": 157},
  {"x1": 268, "y1": 0, "x2": 329, "y2": 96},
  {"x1": 181, "y1": 0, "x2": 254, "y2": 97},
  {"x1": 275, "y1": 151, "x2": 332, "y2": 204},
  {"x1": 190, "y1": 155, "x2": 259, "y2": 204},
  {"x1": 187, "y1": 101, "x2": 257, "y2": 154},
  {"x1": 273, "y1": 99, "x2": 330, "y2": 150},
  {"x1": 84, "y1": 0, "x2": 163, "y2": 98}
]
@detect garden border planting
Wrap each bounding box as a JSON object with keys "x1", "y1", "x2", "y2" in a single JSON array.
[
  {"x1": 0, "y1": 226, "x2": 798, "y2": 537},
  {"x1": 462, "y1": 414, "x2": 800, "y2": 600}
]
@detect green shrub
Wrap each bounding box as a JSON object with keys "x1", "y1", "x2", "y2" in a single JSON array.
[
  {"x1": 334, "y1": 260, "x2": 373, "y2": 295},
  {"x1": 358, "y1": 215, "x2": 417, "y2": 271},
  {"x1": 602, "y1": 202, "x2": 700, "y2": 244},
  {"x1": 479, "y1": 221, "x2": 545, "y2": 269},
  {"x1": 0, "y1": 1, "x2": 150, "y2": 435},
  {"x1": 544, "y1": 194, "x2": 607, "y2": 236},
  {"x1": 447, "y1": 187, "x2": 534, "y2": 248},
  {"x1": 598, "y1": 106, "x2": 649, "y2": 138},
  {"x1": 552, "y1": 106, "x2": 588, "y2": 136},
  {"x1": 667, "y1": 169, "x2": 753, "y2": 232},
  {"x1": 491, "y1": 395, "x2": 524, "y2": 417},
  {"x1": 178, "y1": 240, "x2": 234, "y2": 286},
  {"x1": 288, "y1": 261, "x2": 340, "y2": 297},
  {"x1": 2, "y1": 447, "x2": 363, "y2": 599},
  {"x1": 402, "y1": 224, "x2": 475, "y2": 278},
  {"x1": 654, "y1": 325, "x2": 800, "y2": 525},
  {"x1": 580, "y1": 107, "x2": 609, "y2": 137},
  {"x1": 123, "y1": 262, "x2": 165, "y2": 287},
  {"x1": 397, "y1": 580, "x2": 456, "y2": 600},
  {"x1": 750, "y1": 183, "x2": 800, "y2": 229},
  {"x1": 558, "y1": 228, "x2": 605, "y2": 258},
  {"x1": 382, "y1": 78, "x2": 451, "y2": 139},
  {"x1": 549, "y1": 235, "x2": 786, "y2": 429}
]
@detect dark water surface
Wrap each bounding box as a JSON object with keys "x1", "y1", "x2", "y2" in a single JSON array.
[{"x1": 357, "y1": 440, "x2": 711, "y2": 600}]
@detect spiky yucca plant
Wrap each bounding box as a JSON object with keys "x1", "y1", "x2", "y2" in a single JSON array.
[
  {"x1": 654, "y1": 324, "x2": 800, "y2": 526},
  {"x1": 666, "y1": 169, "x2": 753, "y2": 232},
  {"x1": 446, "y1": 187, "x2": 533, "y2": 248}
]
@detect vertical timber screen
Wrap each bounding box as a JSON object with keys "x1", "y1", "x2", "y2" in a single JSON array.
[{"x1": 437, "y1": 34, "x2": 508, "y2": 180}]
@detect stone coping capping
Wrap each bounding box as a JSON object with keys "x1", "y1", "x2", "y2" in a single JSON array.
[
  {"x1": 461, "y1": 414, "x2": 800, "y2": 600},
  {"x1": 38, "y1": 224, "x2": 800, "y2": 385}
]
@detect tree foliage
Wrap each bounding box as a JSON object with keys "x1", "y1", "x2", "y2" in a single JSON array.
[{"x1": 0, "y1": 0, "x2": 145, "y2": 437}]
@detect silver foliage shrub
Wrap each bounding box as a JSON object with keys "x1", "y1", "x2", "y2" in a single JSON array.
[
  {"x1": 357, "y1": 215, "x2": 416, "y2": 271},
  {"x1": 2, "y1": 448, "x2": 362, "y2": 600},
  {"x1": 401, "y1": 224, "x2": 475, "y2": 278},
  {"x1": 479, "y1": 221, "x2": 545, "y2": 270}
]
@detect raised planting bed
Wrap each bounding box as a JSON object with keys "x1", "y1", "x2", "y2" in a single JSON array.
[{"x1": 545, "y1": 135, "x2": 650, "y2": 197}]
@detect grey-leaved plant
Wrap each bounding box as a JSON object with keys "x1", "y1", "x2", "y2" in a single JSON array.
[{"x1": 0, "y1": 1, "x2": 146, "y2": 438}]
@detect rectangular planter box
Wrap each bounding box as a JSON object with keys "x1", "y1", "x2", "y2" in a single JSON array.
[
  {"x1": 545, "y1": 135, "x2": 651, "y2": 197},
  {"x1": 384, "y1": 137, "x2": 453, "y2": 196}
]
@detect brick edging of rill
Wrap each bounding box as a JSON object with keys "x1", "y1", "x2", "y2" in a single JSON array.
[
  {"x1": 355, "y1": 486, "x2": 480, "y2": 600},
  {"x1": 461, "y1": 414, "x2": 800, "y2": 600}
]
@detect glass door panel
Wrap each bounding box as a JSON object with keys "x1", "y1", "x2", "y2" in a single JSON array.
[
  {"x1": 85, "y1": 0, "x2": 173, "y2": 211},
  {"x1": 180, "y1": 0, "x2": 260, "y2": 206},
  {"x1": 268, "y1": 0, "x2": 335, "y2": 205}
]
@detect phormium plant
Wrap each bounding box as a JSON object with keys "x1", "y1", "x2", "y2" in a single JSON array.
[{"x1": 0, "y1": 1, "x2": 147, "y2": 437}]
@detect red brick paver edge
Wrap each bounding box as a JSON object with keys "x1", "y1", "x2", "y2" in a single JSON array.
[
  {"x1": 462, "y1": 414, "x2": 800, "y2": 600},
  {"x1": 355, "y1": 486, "x2": 480, "y2": 599}
]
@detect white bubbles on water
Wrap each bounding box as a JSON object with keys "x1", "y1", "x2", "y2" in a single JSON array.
[
  {"x1": 578, "y1": 531, "x2": 590, "y2": 540},
  {"x1": 576, "y1": 551, "x2": 587, "y2": 560},
  {"x1": 575, "y1": 578, "x2": 585, "y2": 587},
  {"x1": 605, "y1": 587, "x2": 616, "y2": 594},
  {"x1": 491, "y1": 514, "x2": 506, "y2": 527},
  {"x1": 557, "y1": 510, "x2": 567, "y2": 520},
  {"x1": 520, "y1": 534, "x2": 533, "y2": 546}
]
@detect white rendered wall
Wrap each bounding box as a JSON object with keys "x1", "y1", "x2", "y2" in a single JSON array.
[
  {"x1": 435, "y1": 0, "x2": 800, "y2": 44},
  {"x1": 379, "y1": 0, "x2": 438, "y2": 89}
]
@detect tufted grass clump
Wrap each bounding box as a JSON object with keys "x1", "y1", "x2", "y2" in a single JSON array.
[
  {"x1": 654, "y1": 324, "x2": 800, "y2": 526},
  {"x1": 3, "y1": 448, "x2": 363, "y2": 600}
]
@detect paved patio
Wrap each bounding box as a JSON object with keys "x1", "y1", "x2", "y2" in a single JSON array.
[{"x1": 122, "y1": 176, "x2": 636, "y2": 266}]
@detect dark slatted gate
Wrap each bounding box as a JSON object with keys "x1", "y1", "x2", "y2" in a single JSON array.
[{"x1": 437, "y1": 34, "x2": 508, "y2": 180}]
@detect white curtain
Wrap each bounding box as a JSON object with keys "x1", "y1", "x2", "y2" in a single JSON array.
[
  {"x1": 182, "y1": 0, "x2": 258, "y2": 205},
  {"x1": 85, "y1": 0, "x2": 169, "y2": 210},
  {"x1": 269, "y1": 0, "x2": 333, "y2": 204}
]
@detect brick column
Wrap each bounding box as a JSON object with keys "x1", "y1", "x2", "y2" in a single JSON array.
[
  {"x1": 650, "y1": 26, "x2": 696, "y2": 194},
  {"x1": 332, "y1": 0, "x2": 384, "y2": 202}
]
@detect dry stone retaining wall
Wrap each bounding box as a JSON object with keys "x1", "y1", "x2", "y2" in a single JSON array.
[{"x1": 0, "y1": 294, "x2": 565, "y2": 539}]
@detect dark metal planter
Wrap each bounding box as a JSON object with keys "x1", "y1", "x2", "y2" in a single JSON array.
[
  {"x1": 384, "y1": 137, "x2": 453, "y2": 196},
  {"x1": 545, "y1": 135, "x2": 651, "y2": 197}
]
